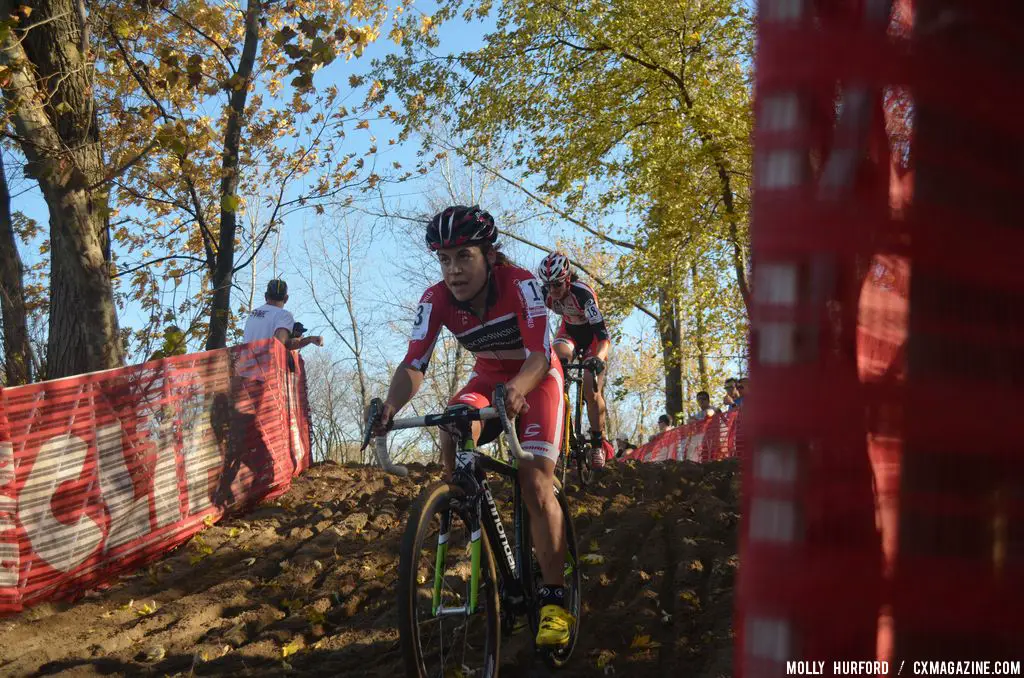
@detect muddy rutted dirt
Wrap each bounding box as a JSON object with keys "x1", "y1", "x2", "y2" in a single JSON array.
[{"x1": 0, "y1": 459, "x2": 739, "y2": 677}]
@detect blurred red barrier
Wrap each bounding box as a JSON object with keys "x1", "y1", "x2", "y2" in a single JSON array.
[
  {"x1": 0, "y1": 340, "x2": 310, "y2": 615},
  {"x1": 741, "y1": 1, "x2": 1024, "y2": 675}
]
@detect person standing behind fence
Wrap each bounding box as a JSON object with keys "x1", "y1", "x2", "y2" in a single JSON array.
[
  {"x1": 687, "y1": 391, "x2": 720, "y2": 424},
  {"x1": 648, "y1": 413, "x2": 673, "y2": 443},
  {"x1": 723, "y1": 377, "x2": 741, "y2": 411},
  {"x1": 243, "y1": 280, "x2": 324, "y2": 350},
  {"x1": 220, "y1": 280, "x2": 321, "y2": 507}
]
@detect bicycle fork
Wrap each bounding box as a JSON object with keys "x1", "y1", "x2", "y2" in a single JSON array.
[
  {"x1": 432, "y1": 443, "x2": 486, "y2": 618},
  {"x1": 431, "y1": 502, "x2": 484, "y2": 619}
]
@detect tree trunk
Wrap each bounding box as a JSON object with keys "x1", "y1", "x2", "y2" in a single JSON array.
[
  {"x1": 0, "y1": 159, "x2": 32, "y2": 384},
  {"x1": 717, "y1": 163, "x2": 752, "y2": 318},
  {"x1": 657, "y1": 266, "x2": 684, "y2": 423},
  {"x1": 206, "y1": 0, "x2": 262, "y2": 349},
  {"x1": 1, "y1": 0, "x2": 123, "y2": 378},
  {"x1": 691, "y1": 262, "x2": 709, "y2": 393}
]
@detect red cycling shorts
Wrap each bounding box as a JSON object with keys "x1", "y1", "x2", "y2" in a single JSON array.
[{"x1": 449, "y1": 363, "x2": 564, "y2": 464}]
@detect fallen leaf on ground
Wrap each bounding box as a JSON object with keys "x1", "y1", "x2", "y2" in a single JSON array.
[
  {"x1": 142, "y1": 645, "x2": 165, "y2": 662},
  {"x1": 135, "y1": 600, "x2": 158, "y2": 616},
  {"x1": 630, "y1": 633, "x2": 662, "y2": 650},
  {"x1": 281, "y1": 638, "x2": 302, "y2": 657}
]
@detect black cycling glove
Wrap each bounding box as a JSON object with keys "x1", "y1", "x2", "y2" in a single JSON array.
[{"x1": 582, "y1": 356, "x2": 605, "y2": 376}]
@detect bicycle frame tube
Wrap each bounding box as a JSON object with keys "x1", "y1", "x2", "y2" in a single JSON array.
[
  {"x1": 562, "y1": 392, "x2": 572, "y2": 459},
  {"x1": 573, "y1": 374, "x2": 585, "y2": 444},
  {"x1": 480, "y1": 479, "x2": 517, "y2": 579},
  {"x1": 432, "y1": 509, "x2": 451, "y2": 615},
  {"x1": 469, "y1": 516, "x2": 481, "y2": 615},
  {"x1": 432, "y1": 438, "x2": 528, "y2": 618},
  {"x1": 479, "y1": 455, "x2": 528, "y2": 603}
]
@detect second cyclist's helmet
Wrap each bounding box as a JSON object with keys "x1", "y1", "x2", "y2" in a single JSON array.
[
  {"x1": 536, "y1": 251, "x2": 572, "y2": 285},
  {"x1": 425, "y1": 205, "x2": 497, "y2": 251}
]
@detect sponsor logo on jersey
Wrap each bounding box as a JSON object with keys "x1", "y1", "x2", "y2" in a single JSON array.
[{"x1": 457, "y1": 316, "x2": 524, "y2": 353}]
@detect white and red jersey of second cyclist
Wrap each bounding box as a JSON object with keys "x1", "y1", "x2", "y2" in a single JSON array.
[
  {"x1": 544, "y1": 280, "x2": 610, "y2": 357},
  {"x1": 402, "y1": 264, "x2": 564, "y2": 462}
]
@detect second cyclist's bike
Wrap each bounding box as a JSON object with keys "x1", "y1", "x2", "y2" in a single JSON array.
[{"x1": 557, "y1": 354, "x2": 596, "y2": 489}]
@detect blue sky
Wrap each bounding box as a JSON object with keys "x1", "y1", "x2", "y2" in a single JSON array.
[
  {"x1": 6, "y1": 0, "x2": 747, "y2": 412},
  {"x1": 8, "y1": 3, "x2": 647, "y2": 350}
]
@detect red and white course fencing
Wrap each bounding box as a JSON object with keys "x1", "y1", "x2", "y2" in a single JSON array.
[
  {"x1": 0, "y1": 339, "x2": 311, "y2": 616},
  {"x1": 623, "y1": 410, "x2": 740, "y2": 465}
]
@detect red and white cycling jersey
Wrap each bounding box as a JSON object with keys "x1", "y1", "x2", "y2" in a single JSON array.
[
  {"x1": 544, "y1": 280, "x2": 609, "y2": 353},
  {"x1": 402, "y1": 264, "x2": 563, "y2": 461},
  {"x1": 403, "y1": 264, "x2": 552, "y2": 375}
]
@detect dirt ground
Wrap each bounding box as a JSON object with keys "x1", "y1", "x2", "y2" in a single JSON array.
[{"x1": 0, "y1": 458, "x2": 739, "y2": 677}]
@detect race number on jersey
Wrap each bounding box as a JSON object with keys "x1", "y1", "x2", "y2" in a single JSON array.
[
  {"x1": 518, "y1": 279, "x2": 547, "y2": 318},
  {"x1": 411, "y1": 303, "x2": 432, "y2": 340},
  {"x1": 584, "y1": 299, "x2": 603, "y2": 323}
]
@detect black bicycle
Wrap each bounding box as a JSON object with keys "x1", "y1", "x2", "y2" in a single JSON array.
[
  {"x1": 362, "y1": 384, "x2": 582, "y2": 677},
  {"x1": 557, "y1": 355, "x2": 596, "y2": 489}
]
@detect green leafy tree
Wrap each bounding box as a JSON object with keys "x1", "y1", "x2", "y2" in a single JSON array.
[
  {"x1": 91, "y1": 0, "x2": 393, "y2": 350},
  {"x1": 377, "y1": 0, "x2": 753, "y2": 416}
]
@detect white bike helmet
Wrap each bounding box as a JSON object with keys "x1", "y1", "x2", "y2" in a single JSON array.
[{"x1": 537, "y1": 251, "x2": 571, "y2": 285}]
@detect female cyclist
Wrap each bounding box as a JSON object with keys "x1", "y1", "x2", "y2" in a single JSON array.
[
  {"x1": 373, "y1": 205, "x2": 574, "y2": 647},
  {"x1": 536, "y1": 251, "x2": 613, "y2": 467}
]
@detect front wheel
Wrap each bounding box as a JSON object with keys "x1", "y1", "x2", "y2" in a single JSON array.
[
  {"x1": 398, "y1": 482, "x2": 501, "y2": 677},
  {"x1": 520, "y1": 480, "x2": 581, "y2": 669}
]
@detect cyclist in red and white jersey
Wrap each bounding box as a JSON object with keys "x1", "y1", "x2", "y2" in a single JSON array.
[
  {"x1": 373, "y1": 205, "x2": 574, "y2": 647},
  {"x1": 536, "y1": 252, "x2": 613, "y2": 466}
]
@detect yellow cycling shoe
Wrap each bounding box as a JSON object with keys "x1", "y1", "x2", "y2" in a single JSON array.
[{"x1": 535, "y1": 604, "x2": 575, "y2": 647}]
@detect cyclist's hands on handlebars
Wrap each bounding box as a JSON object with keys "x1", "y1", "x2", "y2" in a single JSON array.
[
  {"x1": 582, "y1": 356, "x2": 605, "y2": 376},
  {"x1": 498, "y1": 383, "x2": 530, "y2": 418},
  {"x1": 371, "y1": 401, "x2": 397, "y2": 436}
]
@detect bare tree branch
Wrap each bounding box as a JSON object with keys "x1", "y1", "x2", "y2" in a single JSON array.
[
  {"x1": 86, "y1": 136, "x2": 160, "y2": 191},
  {"x1": 112, "y1": 254, "x2": 208, "y2": 279},
  {"x1": 429, "y1": 135, "x2": 637, "y2": 250}
]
